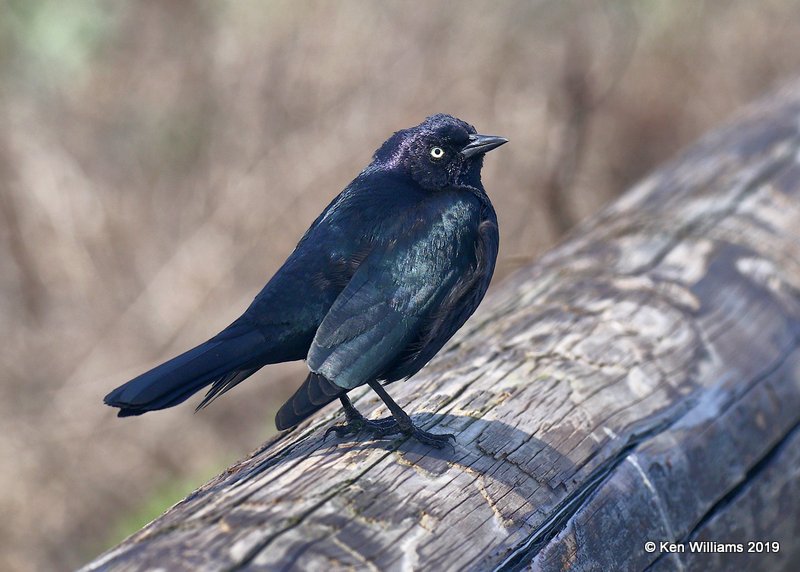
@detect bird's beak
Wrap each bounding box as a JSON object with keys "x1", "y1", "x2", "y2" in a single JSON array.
[{"x1": 460, "y1": 134, "x2": 508, "y2": 159}]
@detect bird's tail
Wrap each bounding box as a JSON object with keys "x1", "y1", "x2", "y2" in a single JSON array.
[
  {"x1": 275, "y1": 372, "x2": 343, "y2": 430},
  {"x1": 104, "y1": 325, "x2": 268, "y2": 417}
]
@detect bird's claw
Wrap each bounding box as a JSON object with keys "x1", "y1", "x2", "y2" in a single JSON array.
[
  {"x1": 365, "y1": 416, "x2": 401, "y2": 430},
  {"x1": 323, "y1": 416, "x2": 400, "y2": 441},
  {"x1": 323, "y1": 410, "x2": 456, "y2": 450},
  {"x1": 405, "y1": 426, "x2": 456, "y2": 449},
  {"x1": 323, "y1": 424, "x2": 351, "y2": 440}
]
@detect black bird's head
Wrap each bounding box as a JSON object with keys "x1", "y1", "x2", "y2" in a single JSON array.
[{"x1": 371, "y1": 114, "x2": 507, "y2": 191}]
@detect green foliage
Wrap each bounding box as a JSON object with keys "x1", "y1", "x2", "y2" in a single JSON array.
[
  {"x1": 2, "y1": 0, "x2": 114, "y2": 87},
  {"x1": 102, "y1": 464, "x2": 226, "y2": 550}
]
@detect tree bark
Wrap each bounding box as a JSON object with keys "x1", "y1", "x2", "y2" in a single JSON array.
[{"x1": 84, "y1": 82, "x2": 800, "y2": 571}]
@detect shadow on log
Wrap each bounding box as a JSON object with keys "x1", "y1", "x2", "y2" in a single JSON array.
[{"x1": 84, "y1": 82, "x2": 800, "y2": 571}]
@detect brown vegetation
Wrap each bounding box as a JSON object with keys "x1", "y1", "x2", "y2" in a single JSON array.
[{"x1": 1, "y1": 1, "x2": 799, "y2": 570}]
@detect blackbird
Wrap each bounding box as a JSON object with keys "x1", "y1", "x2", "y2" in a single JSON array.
[{"x1": 104, "y1": 114, "x2": 506, "y2": 447}]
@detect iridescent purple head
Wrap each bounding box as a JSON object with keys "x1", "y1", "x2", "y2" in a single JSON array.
[{"x1": 372, "y1": 114, "x2": 507, "y2": 190}]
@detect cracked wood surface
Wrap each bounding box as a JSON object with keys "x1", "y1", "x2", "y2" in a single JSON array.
[{"x1": 85, "y1": 83, "x2": 800, "y2": 571}]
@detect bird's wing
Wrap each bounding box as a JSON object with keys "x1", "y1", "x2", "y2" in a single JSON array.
[
  {"x1": 387, "y1": 214, "x2": 498, "y2": 379},
  {"x1": 307, "y1": 201, "x2": 482, "y2": 390}
]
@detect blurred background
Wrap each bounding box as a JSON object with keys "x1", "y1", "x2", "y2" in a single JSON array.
[{"x1": 2, "y1": 1, "x2": 799, "y2": 569}]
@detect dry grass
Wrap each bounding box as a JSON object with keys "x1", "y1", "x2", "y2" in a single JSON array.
[{"x1": 1, "y1": 1, "x2": 799, "y2": 569}]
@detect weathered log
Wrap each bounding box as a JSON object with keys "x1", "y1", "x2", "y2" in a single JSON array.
[{"x1": 84, "y1": 83, "x2": 800, "y2": 571}]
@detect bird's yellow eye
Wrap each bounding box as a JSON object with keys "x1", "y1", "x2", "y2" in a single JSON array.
[{"x1": 430, "y1": 146, "x2": 445, "y2": 160}]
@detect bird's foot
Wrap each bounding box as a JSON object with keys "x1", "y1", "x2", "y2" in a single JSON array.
[
  {"x1": 402, "y1": 424, "x2": 456, "y2": 449},
  {"x1": 324, "y1": 415, "x2": 399, "y2": 440}
]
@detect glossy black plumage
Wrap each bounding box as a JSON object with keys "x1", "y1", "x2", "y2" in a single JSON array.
[{"x1": 104, "y1": 114, "x2": 506, "y2": 446}]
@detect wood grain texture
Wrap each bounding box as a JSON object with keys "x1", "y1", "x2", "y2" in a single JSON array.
[{"x1": 84, "y1": 83, "x2": 800, "y2": 572}]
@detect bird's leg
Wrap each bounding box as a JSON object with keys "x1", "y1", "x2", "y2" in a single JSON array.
[
  {"x1": 367, "y1": 380, "x2": 455, "y2": 448},
  {"x1": 324, "y1": 395, "x2": 399, "y2": 440},
  {"x1": 341, "y1": 396, "x2": 399, "y2": 429}
]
